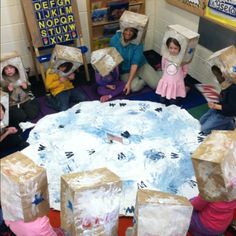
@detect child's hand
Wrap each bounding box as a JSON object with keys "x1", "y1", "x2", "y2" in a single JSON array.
[
  {"x1": 59, "y1": 77, "x2": 67, "y2": 83},
  {"x1": 67, "y1": 73, "x2": 75, "y2": 80},
  {"x1": 8, "y1": 83, "x2": 14, "y2": 92},
  {"x1": 208, "y1": 102, "x2": 215, "y2": 109},
  {"x1": 20, "y1": 82, "x2": 28, "y2": 89},
  {"x1": 123, "y1": 82, "x2": 131, "y2": 95},
  {"x1": 6, "y1": 127, "x2": 18, "y2": 135}
]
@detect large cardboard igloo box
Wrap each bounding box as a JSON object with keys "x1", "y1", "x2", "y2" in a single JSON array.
[
  {"x1": 61, "y1": 167, "x2": 122, "y2": 236},
  {"x1": 120, "y1": 10, "x2": 148, "y2": 45},
  {"x1": 0, "y1": 152, "x2": 50, "y2": 222},
  {"x1": 50, "y1": 44, "x2": 83, "y2": 77},
  {"x1": 192, "y1": 130, "x2": 236, "y2": 202},
  {"x1": 161, "y1": 24, "x2": 199, "y2": 65},
  {"x1": 208, "y1": 45, "x2": 236, "y2": 84},
  {"x1": 91, "y1": 47, "x2": 123, "y2": 76},
  {"x1": 133, "y1": 189, "x2": 193, "y2": 236}
]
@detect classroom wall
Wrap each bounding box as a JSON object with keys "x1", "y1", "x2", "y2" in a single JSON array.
[{"x1": 153, "y1": 0, "x2": 219, "y2": 86}]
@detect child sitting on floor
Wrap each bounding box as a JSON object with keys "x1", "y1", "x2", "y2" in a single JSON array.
[
  {"x1": 1, "y1": 64, "x2": 39, "y2": 128},
  {"x1": 0, "y1": 102, "x2": 28, "y2": 153},
  {"x1": 45, "y1": 62, "x2": 87, "y2": 111},
  {"x1": 95, "y1": 66, "x2": 125, "y2": 102},
  {"x1": 199, "y1": 65, "x2": 236, "y2": 134}
]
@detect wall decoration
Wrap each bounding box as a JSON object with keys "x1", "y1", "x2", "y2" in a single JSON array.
[
  {"x1": 204, "y1": 0, "x2": 236, "y2": 31},
  {"x1": 166, "y1": 0, "x2": 206, "y2": 16},
  {"x1": 21, "y1": 0, "x2": 82, "y2": 47}
]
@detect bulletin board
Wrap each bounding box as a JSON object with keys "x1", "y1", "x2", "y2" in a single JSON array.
[
  {"x1": 165, "y1": 0, "x2": 206, "y2": 16},
  {"x1": 198, "y1": 17, "x2": 236, "y2": 52},
  {"x1": 21, "y1": 0, "x2": 83, "y2": 48},
  {"x1": 204, "y1": 0, "x2": 236, "y2": 31}
]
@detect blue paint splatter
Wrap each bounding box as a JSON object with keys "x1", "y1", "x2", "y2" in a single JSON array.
[{"x1": 32, "y1": 193, "x2": 44, "y2": 205}]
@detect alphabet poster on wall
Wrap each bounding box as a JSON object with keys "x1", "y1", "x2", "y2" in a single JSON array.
[
  {"x1": 21, "y1": 0, "x2": 82, "y2": 48},
  {"x1": 165, "y1": 0, "x2": 206, "y2": 16},
  {"x1": 204, "y1": 0, "x2": 236, "y2": 30}
]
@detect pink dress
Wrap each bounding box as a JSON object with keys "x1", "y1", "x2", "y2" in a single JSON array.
[
  {"x1": 5, "y1": 216, "x2": 57, "y2": 236},
  {"x1": 156, "y1": 57, "x2": 188, "y2": 100}
]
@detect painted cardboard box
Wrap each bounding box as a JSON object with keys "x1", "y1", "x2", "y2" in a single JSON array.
[
  {"x1": 0, "y1": 51, "x2": 28, "y2": 85},
  {"x1": 0, "y1": 90, "x2": 9, "y2": 129},
  {"x1": 0, "y1": 152, "x2": 50, "y2": 222},
  {"x1": 61, "y1": 167, "x2": 122, "y2": 236},
  {"x1": 133, "y1": 189, "x2": 193, "y2": 236},
  {"x1": 91, "y1": 47, "x2": 123, "y2": 76},
  {"x1": 161, "y1": 24, "x2": 200, "y2": 65},
  {"x1": 208, "y1": 45, "x2": 236, "y2": 84},
  {"x1": 192, "y1": 130, "x2": 236, "y2": 202},
  {"x1": 50, "y1": 44, "x2": 83, "y2": 77},
  {"x1": 119, "y1": 10, "x2": 149, "y2": 45}
]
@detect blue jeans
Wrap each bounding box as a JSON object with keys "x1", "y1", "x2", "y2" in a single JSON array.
[
  {"x1": 55, "y1": 87, "x2": 87, "y2": 111},
  {"x1": 200, "y1": 109, "x2": 235, "y2": 134}
]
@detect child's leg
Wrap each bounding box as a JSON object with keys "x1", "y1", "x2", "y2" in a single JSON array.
[
  {"x1": 200, "y1": 109, "x2": 234, "y2": 134},
  {"x1": 9, "y1": 106, "x2": 27, "y2": 128},
  {"x1": 159, "y1": 97, "x2": 169, "y2": 106},
  {"x1": 70, "y1": 87, "x2": 87, "y2": 103},
  {"x1": 21, "y1": 99, "x2": 40, "y2": 120},
  {"x1": 55, "y1": 91, "x2": 70, "y2": 111}
]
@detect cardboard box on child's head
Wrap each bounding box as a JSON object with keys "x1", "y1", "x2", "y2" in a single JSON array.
[
  {"x1": 0, "y1": 90, "x2": 9, "y2": 129},
  {"x1": 50, "y1": 44, "x2": 83, "y2": 77},
  {"x1": 61, "y1": 167, "x2": 122, "y2": 236},
  {"x1": 192, "y1": 130, "x2": 236, "y2": 202},
  {"x1": 133, "y1": 189, "x2": 193, "y2": 236},
  {"x1": 119, "y1": 10, "x2": 149, "y2": 45},
  {"x1": 0, "y1": 152, "x2": 50, "y2": 222},
  {"x1": 0, "y1": 51, "x2": 28, "y2": 84},
  {"x1": 91, "y1": 47, "x2": 123, "y2": 77},
  {"x1": 161, "y1": 25, "x2": 200, "y2": 66},
  {"x1": 208, "y1": 45, "x2": 236, "y2": 84}
]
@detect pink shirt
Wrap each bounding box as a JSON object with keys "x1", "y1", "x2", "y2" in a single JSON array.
[
  {"x1": 5, "y1": 216, "x2": 56, "y2": 236},
  {"x1": 191, "y1": 195, "x2": 236, "y2": 232}
]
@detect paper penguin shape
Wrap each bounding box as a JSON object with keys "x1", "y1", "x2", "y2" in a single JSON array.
[
  {"x1": 192, "y1": 130, "x2": 236, "y2": 202},
  {"x1": 91, "y1": 47, "x2": 123, "y2": 77},
  {"x1": 1, "y1": 51, "x2": 28, "y2": 86},
  {"x1": 61, "y1": 167, "x2": 122, "y2": 236},
  {"x1": 208, "y1": 45, "x2": 236, "y2": 84},
  {"x1": 119, "y1": 10, "x2": 149, "y2": 45},
  {"x1": 50, "y1": 45, "x2": 83, "y2": 77},
  {"x1": 0, "y1": 152, "x2": 50, "y2": 222},
  {"x1": 0, "y1": 91, "x2": 9, "y2": 129},
  {"x1": 161, "y1": 25, "x2": 200, "y2": 66},
  {"x1": 133, "y1": 189, "x2": 193, "y2": 236}
]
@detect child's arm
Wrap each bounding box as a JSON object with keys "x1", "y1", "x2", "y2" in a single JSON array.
[
  {"x1": 182, "y1": 64, "x2": 188, "y2": 78},
  {"x1": 190, "y1": 195, "x2": 208, "y2": 211},
  {"x1": 0, "y1": 127, "x2": 18, "y2": 142},
  {"x1": 45, "y1": 72, "x2": 62, "y2": 90}
]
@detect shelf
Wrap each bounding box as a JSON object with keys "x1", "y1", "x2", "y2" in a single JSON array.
[
  {"x1": 87, "y1": 0, "x2": 145, "y2": 51},
  {"x1": 92, "y1": 20, "x2": 119, "y2": 27}
]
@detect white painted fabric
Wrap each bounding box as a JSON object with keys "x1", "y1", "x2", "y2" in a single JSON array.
[{"x1": 22, "y1": 100, "x2": 201, "y2": 215}]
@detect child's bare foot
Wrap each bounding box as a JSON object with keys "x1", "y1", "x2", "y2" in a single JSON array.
[
  {"x1": 100, "y1": 95, "x2": 112, "y2": 103},
  {"x1": 106, "y1": 84, "x2": 116, "y2": 90}
]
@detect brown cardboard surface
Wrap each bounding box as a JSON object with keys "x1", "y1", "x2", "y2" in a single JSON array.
[
  {"x1": 61, "y1": 167, "x2": 122, "y2": 236},
  {"x1": 192, "y1": 130, "x2": 236, "y2": 201},
  {"x1": 0, "y1": 152, "x2": 50, "y2": 222}
]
